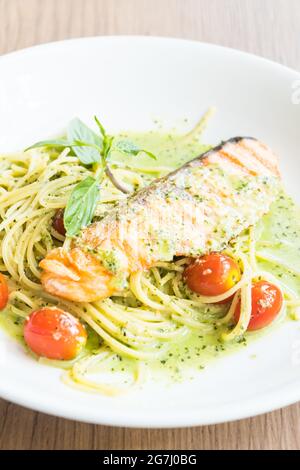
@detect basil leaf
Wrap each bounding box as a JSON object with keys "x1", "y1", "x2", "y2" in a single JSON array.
[
  {"x1": 72, "y1": 140, "x2": 102, "y2": 152},
  {"x1": 68, "y1": 118, "x2": 102, "y2": 165},
  {"x1": 115, "y1": 140, "x2": 140, "y2": 155},
  {"x1": 64, "y1": 176, "x2": 100, "y2": 237},
  {"x1": 25, "y1": 139, "x2": 70, "y2": 152},
  {"x1": 103, "y1": 135, "x2": 115, "y2": 159},
  {"x1": 115, "y1": 140, "x2": 157, "y2": 159},
  {"x1": 142, "y1": 150, "x2": 157, "y2": 160},
  {"x1": 93, "y1": 116, "x2": 115, "y2": 160},
  {"x1": 94, "y1": 115, "x2": 106, "y2": 138}
]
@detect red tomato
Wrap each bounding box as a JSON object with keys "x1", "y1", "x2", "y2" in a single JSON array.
[
  {"x1": 0, "y1": 274, "x2": 9, "y2": 310},
  {"x1": 52, "y1": 209, "x2": 66, "y2": 236},
  {"x1": 234, "y1": 280, "x2": 283, "y2": 331},
  {"x1": 183, "y1": 253, "x2": 241, "y2": 297},
  {"x1": 24, "y1": 307, "x2": 87, "y2": 360}
]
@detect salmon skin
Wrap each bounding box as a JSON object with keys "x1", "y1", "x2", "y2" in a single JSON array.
[{"x1": 40, "y1": 137, "x2": 280, "y2": 302}]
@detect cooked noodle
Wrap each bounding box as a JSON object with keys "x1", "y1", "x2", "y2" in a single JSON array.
[{"x1": 0, "y1": 120, "x2": 298, "y2": 395}]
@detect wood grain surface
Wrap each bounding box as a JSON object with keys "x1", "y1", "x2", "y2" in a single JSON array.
[{"x1": 0, "y1": 0, "x2": 300, "y2": 450}]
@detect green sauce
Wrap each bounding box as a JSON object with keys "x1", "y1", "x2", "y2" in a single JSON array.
[
  {"x1": 109, "y1": 132, "x2": 300, "y2": 382},
  {"x1": 255, "y1": 193, "x2": 300, "y2": 297},
  {"x1": 111, "y1": 131, "x2": 210, "y2": 171},
  {"x1": 1, "y1": 129, "x2": 300, "y2": 386}
]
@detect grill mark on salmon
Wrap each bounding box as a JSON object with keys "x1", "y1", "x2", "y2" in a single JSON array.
[{"x1": 40, "y1": 137, "x2": 281, "y2": 302}]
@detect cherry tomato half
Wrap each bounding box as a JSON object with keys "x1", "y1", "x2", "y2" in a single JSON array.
[
  {"x1": 234, "y1": 280, "x2": 283, "y2": 331},
  {"x1": 0, "y1": 274, "x2": 9, "y2": 310},
  {"x1": 183, "y1": 253, "x2": 241, "y2": 297},
  {"x1": 24, "y1": 307, "x2": 87, "y2": 360},
  {"x1": 52, "y1": 209, "x2": 66, "y2": 236}
]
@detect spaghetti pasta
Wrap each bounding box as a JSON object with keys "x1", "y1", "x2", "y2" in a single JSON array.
[{"x1": 0, "y1": 121, "x2": 299, "y2": 396}]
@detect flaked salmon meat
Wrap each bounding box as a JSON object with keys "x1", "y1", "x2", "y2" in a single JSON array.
[{"x1": 40, "y1": 137, "x2": 281, "y2": 302}]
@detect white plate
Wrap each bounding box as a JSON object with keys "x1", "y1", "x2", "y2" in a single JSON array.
[{"x1": 0, "y1": 36, "x2": 300, "y2": 428}]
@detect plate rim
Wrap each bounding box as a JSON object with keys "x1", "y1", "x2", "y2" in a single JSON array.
[{"x1": 0, "y1": 34, "x2": 299, "y2": 77}]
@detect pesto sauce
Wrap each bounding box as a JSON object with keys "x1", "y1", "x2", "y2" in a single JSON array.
[
  {"x1": 145, "y1": 328, "x2": 247, "y2": 383},
  {"x1": 255, "y1": 193, "x2": 300, "y2": 297},
  {"x1": 111, "y1": 131, "x2": 210, "y2": 171},
  {"x1": 1, "y1": 129, "x2": 300, "y2": 385},
  {"x1": 108, "y1": 132, "x2": 300, "y2": 381},
  {"x1": 0, "y1": 311, "x2": 25, "y2": 344}
]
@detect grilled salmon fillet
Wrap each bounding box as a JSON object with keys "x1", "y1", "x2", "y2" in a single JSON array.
[{"x1": 40, "y1": 137, "x2": 281, "y2": 302}]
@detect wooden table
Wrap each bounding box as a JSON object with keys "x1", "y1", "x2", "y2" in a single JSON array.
[{"x1": 0, "y1": 0, "x2": 300, "y2": 450}]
